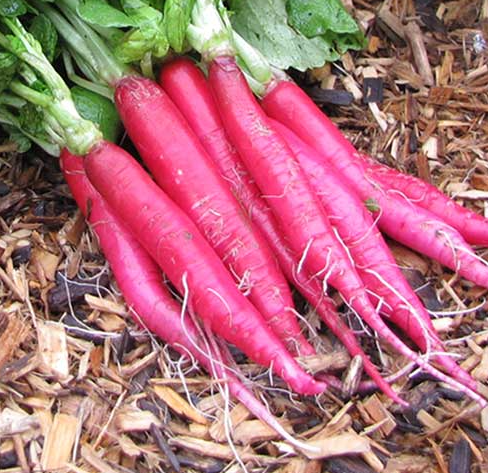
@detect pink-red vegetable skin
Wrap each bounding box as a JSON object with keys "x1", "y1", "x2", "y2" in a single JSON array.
[
  {"x1": 159, "y1": 58, "x2": 401, "y2": 402},
  {"x1": 158, "y1": 59, "x2": 314, "y2": 356},
  {"x1": 61, "y1": 150, "x2": 317, "y2": 442},
  {"x1": 262, "y1": 81, "x2": 488, "y2": 291},
  {"x1": 83, "y1": 139, "x2": 325, "y2": 395},
  {"x1": 272, "y1": 121, "x2": 477, "y2": 390},
  {"x1": 358, "y1": 154, "x2": 488, "y2": 247},
  {"x1": 114, "y1": 75, "x2": 310, "y2": 357},
  {"x1": 209, "y1": 57, "x2": 485, "y2": 404},
  {"x1": 60, "y1": 150, "x2": 203, "y2": 352},
  {"x1": 158, "y1": 58, "x2": 404, "y2": 398}
]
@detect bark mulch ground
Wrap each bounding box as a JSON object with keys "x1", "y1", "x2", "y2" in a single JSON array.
[{"x1": 1, "y1": 1, "x2": 488, "y2": 472}]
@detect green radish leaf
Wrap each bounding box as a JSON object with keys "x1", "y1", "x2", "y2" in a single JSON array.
[
  {"x1": 114, "y1": 26, "x2": 168, "y2": 62},
  {"x1": 0, "y1": 52, "x2": 18, "y2": 92},
  {"x1": 77, "y1": 0, "x2": 137, "y2": 27},
  {"x1": 0, "y1": 0, "x2": 27, "y2": 17},
  {"x1": 163, "y1": 0, "x2": 195, "y2": 53},
  {"x1": 286, "y1": 0, "x2": 360, "y2": 36},
  {"x1": 4, "y1": 124, "x2": 31, "y2": 152},
  {"x1": 120, "y1": 0, "x2": 162, "y2": 26},
  {"x1": 364, "y1": 198, "x2": 380, "y2": 212},
  {"x1": 71, "y1": 85, "x2": 122, "y2": 142},
  {"x1": 18, "y1": 102, "x2": 46, "y2": 137},
  {"x1": 29, "y1": 14, "x2": 57, "y2": 61},
  {"x1": 286, "y1": 0, "x2": 367, "y2": 54},
  {"x1": 229, "y1": 0, "x2": 336, "y2": 71}
]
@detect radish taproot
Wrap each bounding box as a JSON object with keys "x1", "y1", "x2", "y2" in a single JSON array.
[
  {"x1": 158, "y1": 56, "x2": 403, "y2": 402},
  {"x1": 38, "y1": 0, "x2": 314, "y2": 357},
  {"x1": 262, "y1": 81, "x2": 488, "y2": 293},
  {"x1": 272, "y1": 120, "x2": 477, "y2": 390},
  {"x1": 61, "y1": 151, "x2": 313, "y2": 450},
  {"x1": 83, "y1": 139, "x2": 326, "y2": 395}
]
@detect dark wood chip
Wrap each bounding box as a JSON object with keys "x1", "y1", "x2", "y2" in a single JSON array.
[
  {"x1": 363, "y1": 78, "x2": 384, "y2": 104},
  {"x1": 150, "y1": 423, "x2": 181, "y2": 472},
  {"x1": 0, "y1": 181, "x2": 10, "y2": 197},
  {"x1": 305, "y1": 86, "x2": 354, "y2": 106},
  {"x1": 112, "y1": 328, "x2": 135, "y2": 364},
  {"x1": 400, "y1": 269, "x2": 443, "y2": 311},
  {"x1": 325, "y1": 456, "x2": 376, "y2": 473},
  {"x1": 449, "y1": 438, "x2": 471, "y2": 473},
  {"x1": 0, "y1": 191, "x2": 25, "y2": 216},
  {"x1": 47, "y1": 271, "x2": 110, "y2": 312},
  {"x1": 415, "y1": 0, "x2": 448, "y2": 33},
  {"x1": 129, "y1": 364, "x2": 157, "y2": 395},
  {"x1": 0, "y1": 449, "x2": 18, "y2": 469},
  {"x1": 176, "y1": 452, "x2": 225, "y2": 473},
  {"x1": 11, "y1": 243, "x2": 31, "y2": 267}
]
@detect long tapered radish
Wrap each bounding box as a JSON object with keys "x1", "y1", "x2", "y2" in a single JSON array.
[
  {"x1": 258, "y1": 81, "x2": 488, "y2": 247},
  {"x1": 83, "y1": 139, "x2": 325, "y2": 395},
  {"x1": 60, "y1": 150, "x2": 204, "y2": 351},
  {"x1": 209, "y1": 56, "x2": 485, "y2": 405},
  {"x1": 271, "y1": 120, "x2": 477, "y2": 390},
  {"x1": 60, "y1": 151, "x2": 316, "y2": 449},
  {"x1": 262, "y1": 81, "x2": 488, "y2": 291},
  {"x1": 357, "y1": 154, "x2": 488, "y2": 247},
  {"x1": 113, "y1": 75, "x2": 313, "y2": 357},
  {"x1": 158, "y1": 57, "x2": 402, "y2": 402}
]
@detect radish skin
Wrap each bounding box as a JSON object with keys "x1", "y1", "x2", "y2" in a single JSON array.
[
  {"x1": 158, "y1": 58, "x2": 313, "y2": 356},
  {"x1": 262, "y1": 81, "x2": 488, "y2": 292},
  {"x1": 61, "y1": 150, "x2": 315, "y2": 448},
  {"x1": 114, "y1": 75, "x2": 312, "y2": 357},
  {"x1": 60, "y1": 150, "x2": 203, "y2": 351},
  {"x1": 158, "y1": 58, "x2": 403, "y2": 400},
  {"x1": 84, "y1": 139, "x2": 325, "y2": 395},
  {"x1": 359, "y1": 154, "x2": 488, "y2": 246},
  {"x1": 272, "y1": 120, "x2": 477, "y2": 391},
  {"x1": 209, "y1": 57, "x2": 486, "y2": 405}
]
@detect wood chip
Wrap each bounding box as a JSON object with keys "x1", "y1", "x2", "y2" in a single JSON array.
[
  {"x1": 0, "y1": 312, "x2": 27, "y2": 370},
  {"x1": 36, "y1": 320, "x2": 70, "y2": 381},
  {"x1": 40, "y1": 413, "x2": 79, "y2": 470},
  {"x1": 209, "y1": 403, "x2": 251, "y2": 443},
  {"x1": 168, "y1": 436, "x2": 275, "y2": 464},
  {"x1": 296, "y1": 433, "x2": 371, "y2": 461},
  {"x1": 114, "y1": 405, "x2": 161, "y2": 432},
  {"x1": 81, "y1": 444, "x2": 120, "y2": 473},
  {"x1": 153, "y1": 386, "x2": 208, "y2": 425},
  {"x1": 0, "y1": 408, "x2": 38, "y2": 438},
  {"x1": 362, "y1": 395, "x2": 397, "y2": 437},
  {"x1": 84, "y1": 294, "x2": 127, "y2": 317}
]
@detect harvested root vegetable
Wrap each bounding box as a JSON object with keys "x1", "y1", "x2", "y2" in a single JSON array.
[
  {"x1": 61, "y1": 151, "x2": 312, "y2": 451},
  {"x1": 272, "y1": 119, "x2": 477, "y2": 391},
  {"x1": 158, "y1": 56, "x2": 402, "y2": 403},
  {"x1": 84, "y1": 140, "x2": 325, "y2": 396}
]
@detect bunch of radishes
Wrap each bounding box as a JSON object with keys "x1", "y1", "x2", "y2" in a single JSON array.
[{"x1": 2, "y1": 0, "x2": 488, "y2": 446}]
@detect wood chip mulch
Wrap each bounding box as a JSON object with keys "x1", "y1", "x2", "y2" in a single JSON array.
[{"x1": 1, "y1": 1, "x2": 488, "y2": 472}]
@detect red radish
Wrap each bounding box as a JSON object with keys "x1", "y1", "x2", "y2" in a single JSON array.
[
  {"x1": 61, "y1": 151, "x2": 316, "y2": 449},
  {"x1": 209, "y1": 56, "x2": 485, "y2": 405},
  {"x1": 357, "y1": 154, "x2": 488, "y2": 247},
  {"x1": 158, "y1": 57, "x2": 402, "y2": 402},
  {"x1": 272, "y1": 120, "x2": 477, "y2": 390},
  {"x1": 262, "y1": 81, "x2": 488, "y2": 291},
  {"x1": 83, "y1": 139, "x2": 325, "y2": 395},
  {"x1": 113, "y1": 75, "x2": 313, "y2": 357},
  {"x1": 60, "y1": 150, "x2": 203, "y2": 351}
]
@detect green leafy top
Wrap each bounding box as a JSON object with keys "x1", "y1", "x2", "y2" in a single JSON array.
[
  {"x1": 0, "y1": 13, "x2": 102, "y2": 155},
  {"x1": 75, "y1": 0, "x2": 194, "y2": 63},
  {"x1": 229, "y1": 0, "x2": 366, "y2": 71},
  {"x1": 286, "y1": 0, "x2": 367, "y2": 54}
]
